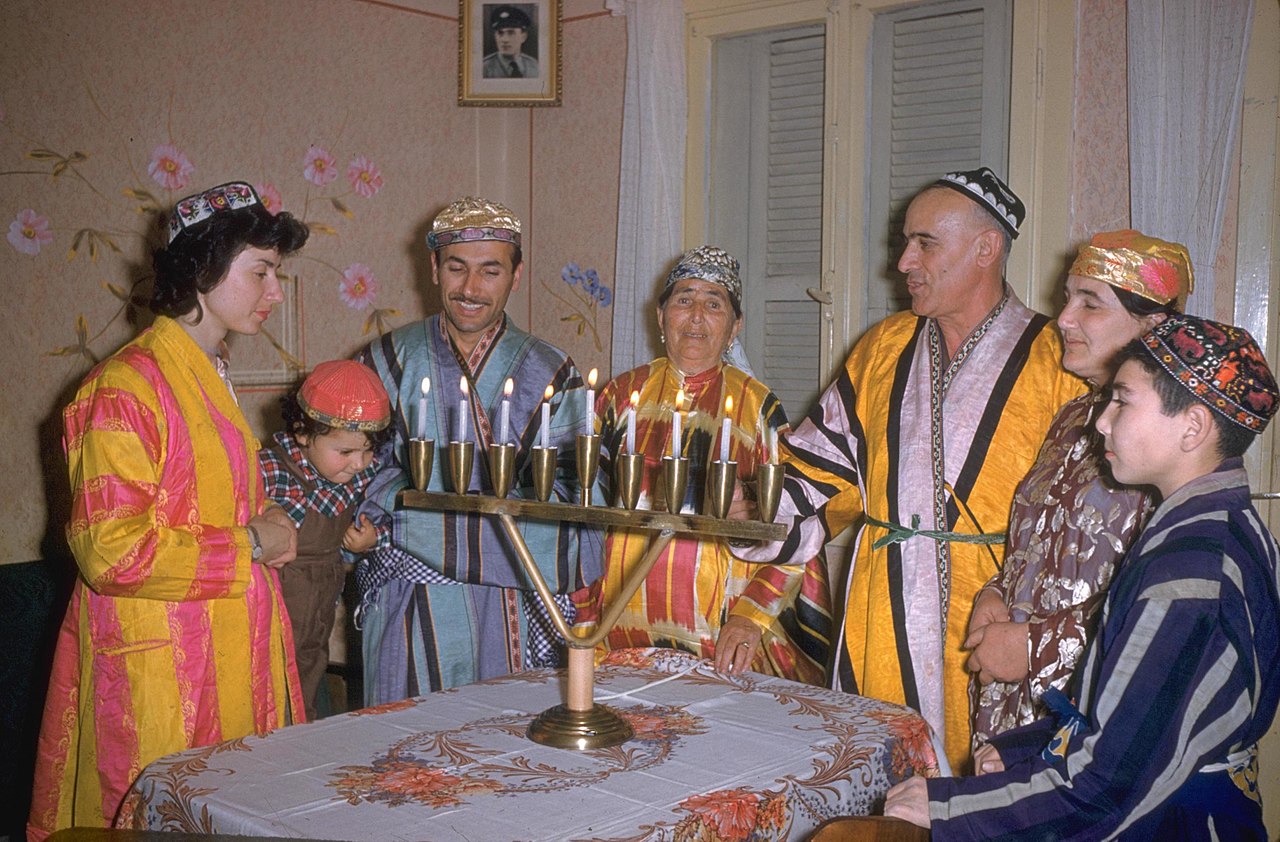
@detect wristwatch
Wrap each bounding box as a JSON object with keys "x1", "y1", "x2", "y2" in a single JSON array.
[{"x1": 247, "y1": 525, "x2": 263, "y2": 561}]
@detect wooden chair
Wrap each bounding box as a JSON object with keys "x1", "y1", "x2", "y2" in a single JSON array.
[{"x1": 807, "y1": 815, "x2": 931, "y2": 842}]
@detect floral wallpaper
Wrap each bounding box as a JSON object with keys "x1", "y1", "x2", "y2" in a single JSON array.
[{"x1": 0, "y1": 0, "x2": 626, "y2": 564}]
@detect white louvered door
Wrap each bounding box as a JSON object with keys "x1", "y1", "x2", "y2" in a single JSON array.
[{"x1": 865, "y1": 0, "x2": 1012, "y2": 330}]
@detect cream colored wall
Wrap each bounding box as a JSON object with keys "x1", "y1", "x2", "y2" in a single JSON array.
[{"x1": 0, "y1": 0, "x2": 623, "y2": 566}]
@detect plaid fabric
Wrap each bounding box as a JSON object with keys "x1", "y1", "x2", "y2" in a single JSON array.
[
  {"x1": 260, "y1": 431, "x2": 387, "y2": 546},
  {"x1": 525, "y1": 592, "x2": 575, "y2": 667}
]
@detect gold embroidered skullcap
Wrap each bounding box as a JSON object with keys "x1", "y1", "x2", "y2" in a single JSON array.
[
  {"x1": 427, "y1": 197, "x2": 521, "y2": 251},
  {"x1": 1069, "y1": 230, "x2": 1193, "y2": 308}
]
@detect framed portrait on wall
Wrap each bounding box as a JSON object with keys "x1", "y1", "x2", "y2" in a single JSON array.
[{"x1": 459, "y1": 0, "x2": 562, "y2": 107}]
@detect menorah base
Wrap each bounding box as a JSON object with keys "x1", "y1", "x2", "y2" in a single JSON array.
[{"x1": 527, "y1": 703, "x2": 634, "y2": 750}]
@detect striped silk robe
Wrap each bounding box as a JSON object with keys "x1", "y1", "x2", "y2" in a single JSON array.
[
  {"x1": 926, "y1": 460, "x2": 1280, "y2": 840},
  {"x1": 28, "y1": 317, "x2": 303, "y2": 840},
  {"x1": 735, "y1": 296, "x2": 1084, "y2": 768},
  {"x1": 573, "y1": 358, "x2": 832, "y2": 684}
]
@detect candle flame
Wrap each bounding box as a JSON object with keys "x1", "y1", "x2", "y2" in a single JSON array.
[
  {"x1": 544, "y1": 384, "x2": 554, "y2": 401},
  {"x1": 676, "y1": 388, "x2": 686, "y2": 411},
  {"x1": 587, "y1": 367, "x2": 598, "y2": 388},
  {"x1": 504, "y1": 377, "x2": 514, "y2": 398},
  {"x1": 459, "y1": 376, "x2": 469, "y2": 396},
  {"x1": 420, "y1": 376, "x2": 431, "y2": 396},
  {"x1": 630, "y1": 390, "x2": 640, "y2": 408},
  {"x1": 724, "y1": 394, "x2": 734, "y2": 414}
]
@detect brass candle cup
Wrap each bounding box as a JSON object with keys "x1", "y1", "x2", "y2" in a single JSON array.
[
  {"x1": 488, "y1": 443, "x2": 516, "y2": 499},
  {"x1": 531, "y1": 446, "x2": 557, "y2": 502},
  {"x1": 661, "y1": 455, "x2": 689, "y2": 515},
  {"x1": 704, "y1": 459, "x2": 737, "y2": 519},
  {"x1": 447, "y1": 440, "x2": 475, "y2": 495},
  {"x1": 755, "y1": 461, "x2": 784, "y2": 524},
  {"x1": 613, "y1": 452, "x2": 645, "y2": 510},
  {"x1": 576, "y1": 433, "x2": 601, "y2": 507},
  {"x1": 408, "y1": 438, "x2": 434, "y2": 491}
]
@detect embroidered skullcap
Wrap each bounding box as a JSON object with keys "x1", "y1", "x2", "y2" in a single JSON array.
[
  {"x1": 490, "y1": 4, "x2": 532, "y2": 29},
  {"x1": 1138, "y1": 316, "x2": 1278, "y2": 432},
  {"x1": 426, "y1": 196, "x2": 522, "y2": 251},
  {"x1": 934, "y1": 166, "x2": 1025, "y2": 239},
  {"x1": 168, "y1": 181, "x2": 261, "y2": 244},
  {"x1": 662, "y1": 246, "x2": 742, "y2": 313},
  {"x1": 1069, "y1": 230, "x2": 1193, "y2": 308},
  {"x1": 298, "y1": 360, "x2": 391, "y2": 433}
]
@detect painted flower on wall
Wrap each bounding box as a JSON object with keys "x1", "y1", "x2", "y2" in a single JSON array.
[
  {"x1": 339, "y1": 263, "x2": 378, "y2": 310},
  {"x1": 346, "y1": 156, "x2": 384, "y2": 198},
  {"x1": 303, "y1": 144, "x2": 339, "y2": 186},
  {"x1": 147, "y1": 144, "x2": 194, "y2": 191},
  {"x1": 545, "y1": 262, "x2": 613, "y2": 352},
  {"x1": 7, "y1": 208, "x2": 54, "y2": 255},
  {"x1": 255, "y1": 182, "x2": 283, "y2": 214}
]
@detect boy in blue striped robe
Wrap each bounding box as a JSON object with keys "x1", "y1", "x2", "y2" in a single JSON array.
[{"x1": 885, "y1": 314, "x2": 1280, "y2": 841}]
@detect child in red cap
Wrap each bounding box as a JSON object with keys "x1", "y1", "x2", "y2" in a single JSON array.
[{"x1": 260, "y1": 360, "x2": 393, "y2": 720}]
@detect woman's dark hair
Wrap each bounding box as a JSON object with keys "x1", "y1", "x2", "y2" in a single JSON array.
[
  {"x1": 150, "y1": 205, "x2": 309, "y2": 320},
  {"x1": 1114, "y1": 339, "x2": 1256, "y2": 459},
  {"x1": 280, "y1": 390, "x2": 393, "y2": 451},
  {"x1": 1112, "y1": 286, "x2": 1180, "y2": 320}
]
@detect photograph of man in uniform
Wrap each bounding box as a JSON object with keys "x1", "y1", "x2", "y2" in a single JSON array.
[{"x1": 482, "y1": 4, "x2": 539, "y2": 79}]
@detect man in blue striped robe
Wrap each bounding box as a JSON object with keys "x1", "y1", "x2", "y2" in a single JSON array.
[
  {"x1": 355, "y1": 197, "x2": 603, "y2": 703},
  {"x1": 885, "y1": 315, "x2": 1280, "y2": 840}
]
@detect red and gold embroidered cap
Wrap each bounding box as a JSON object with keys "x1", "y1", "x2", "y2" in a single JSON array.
[
  {"x1": 298, "y1": 360, "x2": 391, "y2": 433},
  {"x1": 1070, "y1": 230, "x2": 1193, "y2": 308},
  {"x1": 1140, "y1": 316, "x2": 1278, "y2": 432}
]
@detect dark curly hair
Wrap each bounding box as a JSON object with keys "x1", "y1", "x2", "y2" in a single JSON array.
[
  {"x1": 150, "y1": 203, "x2": 309, "y2": 320},
  {"x1": 279, "y1": 390, "x2": 393, "y2": 451}
]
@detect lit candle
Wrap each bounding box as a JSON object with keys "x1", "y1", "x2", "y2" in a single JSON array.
[
  {"x1": 627, "y1": 390, "x2": 639, "y2": 454},
  {"x1": 586, "y1": 368, "x2": 598, "y2": 433},
  {"x1": 719, "y1": 395, "x2": 733, "y2": 463},
  {"x1": 541, "y1": 384, "x2": 553, "y2": 449},
  {"x1": 457, "y1": 376, "x2": 469, "y2": 443},
  {"x1": 416, "y1": 376, "x2": 431, "y2": 440},
  {"x1": 671, "y1": 388, "x2": 684, "y2": 459},
  {"x1": 499, "y1": 377, "x2": 513, "y2": 445}
]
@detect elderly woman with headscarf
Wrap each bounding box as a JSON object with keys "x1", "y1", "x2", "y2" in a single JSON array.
[{"x1": 573, "y1": 246, "x2": 831, "y2": 683}]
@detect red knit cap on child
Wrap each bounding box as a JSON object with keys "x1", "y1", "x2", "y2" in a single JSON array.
[{"x1": 298, "y1": 360, "x2": 391, "y2": 432}]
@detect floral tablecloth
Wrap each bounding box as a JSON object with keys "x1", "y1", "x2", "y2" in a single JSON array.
[{"x1": 121, "y1": 648, "x2": 939, "y2": 841}]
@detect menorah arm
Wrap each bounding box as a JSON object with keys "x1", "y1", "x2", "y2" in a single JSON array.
[{"x1": 496, "y1": 512, "x2": 674, "y2": 648}]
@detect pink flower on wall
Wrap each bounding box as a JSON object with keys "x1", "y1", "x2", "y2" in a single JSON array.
[
  {"x1": 8, "y1": 208, "x2": 54, "y2": 255},
  {"x1": 304, "y1": 145, "x2": 338, "y2": 186},
  {"x1": 256, "y1": 182, "x2": 283, "y2": 214},
  {"x1": 148, "y1": 144, "x2": 194, "y2": 191},
  {"x1": 340, "y1": 263, "x2": 378, "y2": 310},
  {"x1": 346, "y1": 156, "x2": 384, "y2": 198}
]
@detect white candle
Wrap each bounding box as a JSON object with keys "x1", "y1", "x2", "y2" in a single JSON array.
[
  {"x1": 499, "y1": 377, "x2": 513, "y2": 445},
  {"x1": 541, "y1": 385, "x2": 553, "y2": 449},
  {"x1": 719, "y1": 395, "x2": 733, "y2": 463},
  {"x1": 671, "y1": 388, "x2": 684, "y2": 459},
  {"x1": 586, "y1": 368, "x2": 599, "y2": 432},
  {"x1": 457, "y1": 376, "x2": 469, "y2": 443},
  {"x1": 416, "y1": 376, "x2": 431, "y2": 440},
  {"x1": 626, "y1": 390, "x2": 639, "y2": 454},
  {"x1": 770, "y1": 427, "x2": 779, "y2": 464}
]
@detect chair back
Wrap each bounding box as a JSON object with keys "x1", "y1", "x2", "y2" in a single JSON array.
[{"x1": 807, "y1": 815, "x2": 931, "y2": 842}]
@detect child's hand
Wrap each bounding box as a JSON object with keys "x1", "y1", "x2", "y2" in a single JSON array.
[{"x1": 342, "y1": 515, "x2": 377, "y2": 553}]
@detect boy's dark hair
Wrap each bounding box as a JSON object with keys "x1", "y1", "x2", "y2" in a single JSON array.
[
  {"x1": 280, "y1": 391, "x2": 393, "y2": 451},
  {"x1": 151, "y1": 205, "x2": 309, "y2": 321},
  {"x1": 1114, "y1": 339, "x2": 1257, "y2": 459}
]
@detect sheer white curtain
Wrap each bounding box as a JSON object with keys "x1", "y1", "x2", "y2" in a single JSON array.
[
  {"x1": 606, "y1": 0, "x2": 686, "y2": 375},
  {"x1": 1127, "y1": 0, "x2": 1254, "y2": 316}
]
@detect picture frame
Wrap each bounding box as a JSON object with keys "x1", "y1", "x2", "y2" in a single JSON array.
[{"x1": 459, "y1": 0, "x2": 562, "y2": 107}]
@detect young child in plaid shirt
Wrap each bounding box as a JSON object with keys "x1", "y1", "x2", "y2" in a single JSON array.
[{"x1": 261, "y1": 360, "x2": 393, "y2": 720}]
